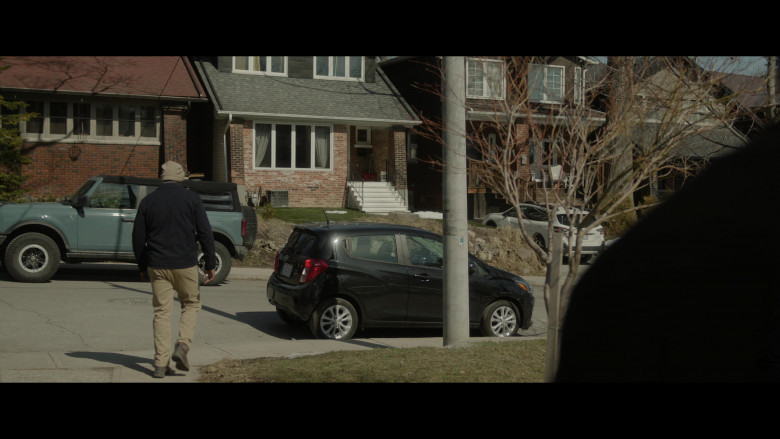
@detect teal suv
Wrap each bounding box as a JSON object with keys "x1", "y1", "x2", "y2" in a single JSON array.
[{"x1": 0, "y1": 176, "x2": 256, "y2": 285}]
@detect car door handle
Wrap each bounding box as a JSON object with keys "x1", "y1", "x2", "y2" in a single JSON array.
[
  {"x1": 413, "y1": 273, "x2": 430, "y2": 282},
  {"x1": 121, "y1": 217, "x2": 135, "y2": 222}
]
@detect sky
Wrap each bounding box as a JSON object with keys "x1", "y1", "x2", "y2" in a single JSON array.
[{"x1": 593, "y1": 56, "x2": 768, "y2": 76}]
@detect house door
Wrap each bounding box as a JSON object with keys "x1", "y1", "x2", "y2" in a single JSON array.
[{"x1": 350, "y1": 126, "x2": 377, "y2": 181}]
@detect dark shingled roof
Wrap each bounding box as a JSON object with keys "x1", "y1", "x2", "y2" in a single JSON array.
[{"x1": 194, "y1": 58, "x2": 419, "y2": 126}]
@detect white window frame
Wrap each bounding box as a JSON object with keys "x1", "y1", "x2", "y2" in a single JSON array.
[
  {"x1": 253, "y1": 121, "x2": 333, "y2": 170},
  {"x1": 529, "y1": 64, "x2": 565, "y2": 104},
  {"x1": 466, "y1": 58, "x2": 506, "y2": 100},
  {"x1": 16, "y1": 100, "x2": 159, "y2": 144},
  {"x1": 313, "y1": 56, "x2": 365, "y2": 81},
  {"x1": 233, "y1": 56, "x2": 288, "y2": 76},
  {"x1": 574, "y1": 67, "x2": 586, "y2": 105}
]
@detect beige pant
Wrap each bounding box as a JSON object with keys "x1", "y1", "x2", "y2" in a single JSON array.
[{"x1": 148, "y1": 266, "x2": 201, "y2": 368}]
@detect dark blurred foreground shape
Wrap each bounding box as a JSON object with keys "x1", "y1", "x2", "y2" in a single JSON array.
[{"x1": 555, "y1": 125, "x2": 780, "y2": 382}]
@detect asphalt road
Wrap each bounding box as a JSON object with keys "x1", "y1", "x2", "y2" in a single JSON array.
[{"x1": 0, "y1": 262, "x2": 557, "y2": 382}]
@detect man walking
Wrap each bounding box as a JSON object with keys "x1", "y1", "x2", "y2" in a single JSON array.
[{"x1": 132, "y1": 161, "x2": 216, "y2": 379}]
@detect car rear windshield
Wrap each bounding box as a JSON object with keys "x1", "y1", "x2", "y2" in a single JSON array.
[{"x1": 284, "y1": 228, "x2": 322, "y2": 257}]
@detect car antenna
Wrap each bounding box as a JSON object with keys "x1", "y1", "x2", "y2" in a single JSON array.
[{"x1": 322, "y1": 208, "x2": 330, "y2": 227}]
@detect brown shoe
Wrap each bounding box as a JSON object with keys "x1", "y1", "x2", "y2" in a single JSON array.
[
  {"x1": 153, "y1": 366, "x2": 174, "y2": 378},
  {"x1": 172, "y1": 343, "x2": 190, "y2": 371}
]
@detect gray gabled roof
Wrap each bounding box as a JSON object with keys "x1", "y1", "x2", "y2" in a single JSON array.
[
  {"x1": 194, "y1": 57, "x2": 419, "y2": 127},
  {"x1": 631, "y1": 123, "x2": 748, "y2": 160}
]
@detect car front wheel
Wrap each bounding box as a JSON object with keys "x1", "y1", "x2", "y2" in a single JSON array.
[
  {"x1": 480, "y1": 300, "x2": 520, "y2": 337},
  {"x1": 310, "y1": 298, "x2": 358, "y2": 340},
  {"x1": 4, "y1": 232, "x2": 61, "y2": 283}
]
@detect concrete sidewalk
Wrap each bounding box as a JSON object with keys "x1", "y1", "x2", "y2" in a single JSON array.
[{"x1": 0, "y1": 265, "x2": 552, "y2": 383}]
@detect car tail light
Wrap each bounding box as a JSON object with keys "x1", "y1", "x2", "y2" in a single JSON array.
[
  {"x1": 274, "y1": 251, "x2": 280, "y2": 272},
  {"x1": 241, "y1": 219, "x2": 247, "y2": 237},
  {"x1": 554, "y1": 226, "x2": 567, "y2": 234},
  {"x1": 300, "y1": 258, "x2": 328, "y2": 283}
]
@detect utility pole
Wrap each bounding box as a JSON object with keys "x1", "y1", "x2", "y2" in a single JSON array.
[{"x1": 442, "y1": 56, "x2": 470, "y2": 347}]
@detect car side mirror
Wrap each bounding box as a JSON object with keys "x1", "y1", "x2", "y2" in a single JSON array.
[{"x1": 76, "y1": 195, "x2": 90, "y2": 208}]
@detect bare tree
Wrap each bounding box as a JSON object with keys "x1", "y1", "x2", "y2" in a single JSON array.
[{"x1": 413, "y1": 56, "x2": 760, "y2": 377}]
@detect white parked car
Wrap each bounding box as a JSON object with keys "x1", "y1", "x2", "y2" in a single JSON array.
[{"x1": 482, "y1": 203, "x2": 605, "y2": 261}]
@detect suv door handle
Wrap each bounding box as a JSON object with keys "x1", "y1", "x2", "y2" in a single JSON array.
[{"x1": 121, "y1": 217, "x2": 135, "y2": 223}]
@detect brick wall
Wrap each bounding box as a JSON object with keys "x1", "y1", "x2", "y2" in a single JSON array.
[{"x1": 19, "y1": 143, "x2": 160, "y2": 199}]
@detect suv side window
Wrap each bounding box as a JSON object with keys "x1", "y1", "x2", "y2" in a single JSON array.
[
  {"x1": 343, "y1": 234, "x2": 397, "y2": 263},
  {"x1": 90, "y1": 183, "x2": 136, "y2": 209},
  {"x1": 405, "y1": 235, "x2": 443, "y2": 268}
]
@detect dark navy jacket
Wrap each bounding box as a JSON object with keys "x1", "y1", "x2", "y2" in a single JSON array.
[{"x1": 132, "y1": 182, "x2": 216, "y2": 272}]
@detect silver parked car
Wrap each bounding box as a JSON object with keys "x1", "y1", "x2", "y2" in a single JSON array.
[{"x1": 482, "y1": 203, "x2": 604, "y2": 261}]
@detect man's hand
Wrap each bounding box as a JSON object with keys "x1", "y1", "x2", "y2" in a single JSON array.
[
  {"x1": 140, "y1": 271, "x2": 148, "y2": 282},
  {"x1": 203, "y1": 268, "x2": 216, "y2": 284}
]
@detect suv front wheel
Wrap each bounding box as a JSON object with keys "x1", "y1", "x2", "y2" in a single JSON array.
[
  {"x1": 4, "y1": 232, "x2": 61, "y2": 283},
  {"x1": 310, "y1": 298, "x2": 359, "y2": 340}
]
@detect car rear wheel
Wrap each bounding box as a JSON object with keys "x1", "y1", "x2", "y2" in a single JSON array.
[
  {"x1": 310, "y1": 298, "x2": 358, "y2": 340},
  {"x1": 481, "y1": 300, "x2": 520, "y2": 337},
  {"x1": 198, "y1": 241, "x2": 231, "y2": 286},
  {"x1": 4, "y1": 232, "x2": 61, "y2": 283}
]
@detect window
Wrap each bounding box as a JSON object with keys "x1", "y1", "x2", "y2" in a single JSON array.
[
  {"x1": 254, "y1": 122, "x2": 331, "y2": 170},
  {"x1": 96, "y1": 104, "x2": 114, "y2": 136},
  {"x1": 356, "y1": 126, "x2": 371, "y2": 144},
  {"x1": 405, "y1": 235, "x2": 443, "y2": 268},
  {"x1": 16, "y1": 100, "x2": 158, "y2": 143},
  {"x1": 89, "y1": 183, "x2": 136, "y2": 209},
  {"x1": 466, "y1": 58, "x2": 505, "y2": 100},
  {"x1": 26, "y1": 101, "x2": 44, "y2": 134},
  {"x1": 314, "y1": 56, "x2": 364, "y2": 81},
  {"x1": 529, "y1": 64, "x2": 565, "y2": 103},
  {"x1": 118, "y1": 106, "x2": 135, "y2": 137},
  {"x1": 73, "y1": 103, "x2": 91, "y2": 135},
  {"x1": 233, "y1": 56, "x2": 287, "y2": 76},
  {"x1": 50, "y1": 102, "x2": 68, "y2": 134},
  {"x1": 343, "y1": 234, "x2": 397, "y2": 263}
]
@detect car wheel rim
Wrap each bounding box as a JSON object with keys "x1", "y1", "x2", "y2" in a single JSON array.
[
  {"x1": 18, "y1": 244, "x2": 49, "y2": 273},
  {"x1": 490, "y1": 306, "x2": 517, "y2": 337},
  {"x1": 198, "y1": 252, "x2": 222, "y2": 275},
  {"x1": 320, "y1": 304, "x2": 353, "y2": 339}
]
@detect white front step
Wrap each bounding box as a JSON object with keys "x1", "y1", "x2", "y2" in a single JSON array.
[{"x1": 348, "y1": 181, "x2": 409, "y2": 214}]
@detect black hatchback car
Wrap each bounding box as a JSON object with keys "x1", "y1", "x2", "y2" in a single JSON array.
[{"x1": 266, "y1": 222, "x2": 534, "y2": 340}]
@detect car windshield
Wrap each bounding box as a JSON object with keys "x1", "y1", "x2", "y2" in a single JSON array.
[
  {"x1": 556, "y1": 211, "x2": 596, "y2": 228},
  {"x1": 68, "y1": 180, "x2": 96, "y2": 202}
]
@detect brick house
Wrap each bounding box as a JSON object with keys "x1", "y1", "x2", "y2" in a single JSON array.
[
  {"x1": 0, "y1": 56, "x2": 210, "y2": 199},
  {"x1": 381, "y1": 56, "x2": 605, "y2": 219},
  {"x1": 191, "y1": 56, "x2": 420, "y2": 208}
]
